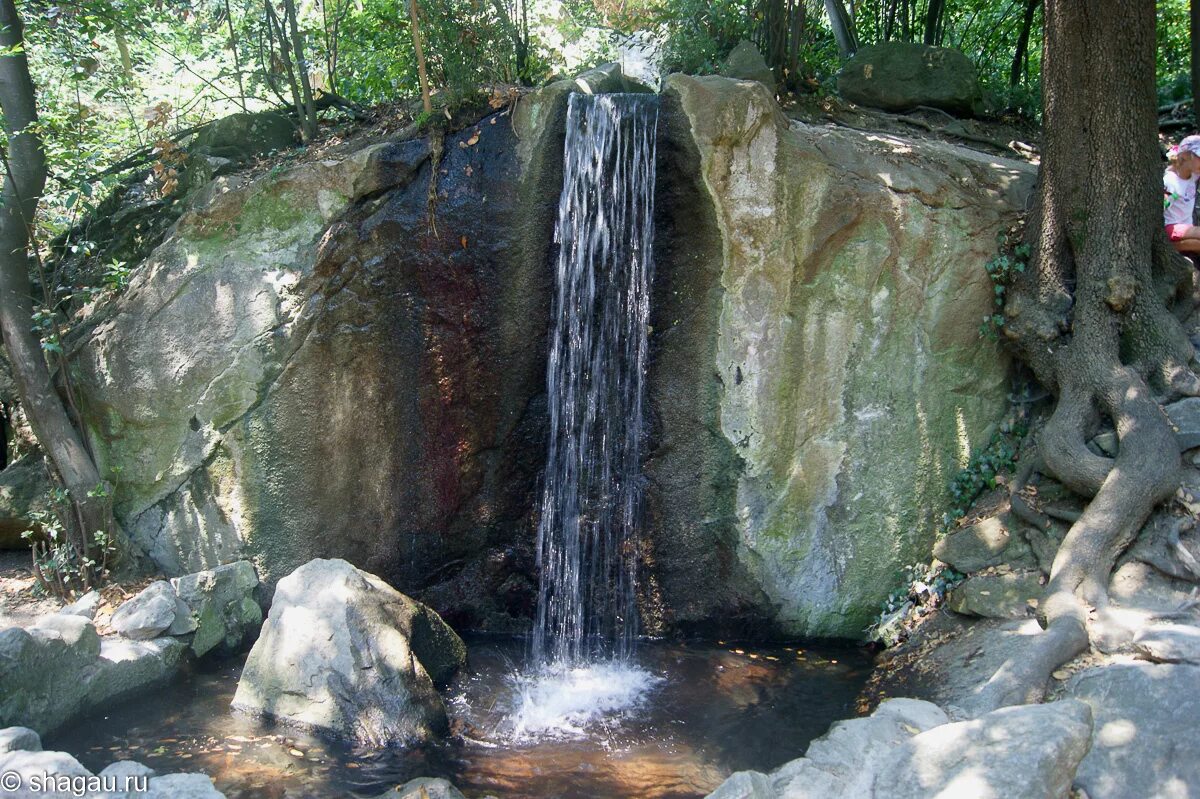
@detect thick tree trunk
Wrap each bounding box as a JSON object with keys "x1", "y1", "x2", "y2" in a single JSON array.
[
  {"x1": 923, "y1": 0, "x2": 944, "y2": 45},
  {"x1": 0, "y1": 0, "x2": 129, "y2": 577},
  {"x1": 1192, "y1": 0, "x2": 1200, "y2": 115},
  {"x1": 824, "y1": 0, "x2": 858, "y2": 57},
  {"x1": 1010, "y1": 0, "x2": 1040, "y2": 88},
  {"x1": 981, "y1": 0, "x2": 1198, "y2": 711}
]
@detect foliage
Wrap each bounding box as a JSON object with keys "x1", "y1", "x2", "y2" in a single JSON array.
[
  {"x1": 22, "y1": 481, "x2": 117, "y2": 600},
  {"x1": 979, "y1": 236, "x2": 1029, "y2": 340}
]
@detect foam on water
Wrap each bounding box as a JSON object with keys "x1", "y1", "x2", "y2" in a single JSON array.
[{"x1": 506, "y1": 661, "x2": 664, "y2": 741}]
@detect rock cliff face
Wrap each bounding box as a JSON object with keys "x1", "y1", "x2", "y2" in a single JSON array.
[
  {"x1": 67, "y1": 76, "x2": 1031, "y2": 638},
  {"x1": 69, "y1": 111, "x2": 562, "y2": 630},
  {"x1": 648, "y1": 75, "x2": 1031, "y2": 636}
]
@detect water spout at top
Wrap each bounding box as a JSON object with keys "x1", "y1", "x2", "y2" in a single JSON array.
[{"x1": 532, "y1": 92, "x2": 660, "y2": 667}]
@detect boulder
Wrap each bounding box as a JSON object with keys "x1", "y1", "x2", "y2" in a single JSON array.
[
  {"x1": 141, "y1": 773, "x2": 226, "y2": 798},
  {"x1": 71, "y1": 109, "x2": 552, "y2": 633},
  {"x1": 0, "y1": 616, "x2": 100, "y2": 734},
  {"x1": 879, "y1": 700, "x2": 1093, "y2": 799},
  {"x1": 1132, "y1": 622, "x2": 1200, "y2": 663},
  {"x1": 1165, "y1": 397, "x2": 1200, "y2": 451},
  {"x1": 837, "y1": 42, "x2": 982, "y2": 115},
  {"x1": 232, "y1": 559, "x2": 466, "y2": 746},
  {"x1": 704, "y1": 698, "x2": 950, "y2": 797},
  {"x1": 189, "y1": 110, "x2": 295, "y2": 161},
  {"x1": 0, "y1": 614, "x2": 184, "y2": 735},
  {"x1": 721, "y1": 41, "x2": 775, "y2": 90},
  {"x1": 0, "y1": 454, "x2": 51, "y2": 550},
  {"x1": 0, "y1": 727, "x2": 40, "y2": 754},
  {"x1": 655, "y1": 74, "x2": 1025, "y2": 635},
  {"x1": 169, "y1": 561, "x2": 261, "y2": 657},
  {"x1": 374, "y1": 777, "x2": 467, "y2": 799},
  {"x1": 572, "y1": 63, "x2": 654, "y2": 94},
  {"x1": 945, "y1": 571, "x2": 1044, "y2": 619},
  {"x1": 88, "y1": 637, "x2": 186, "y2": 706},
  {"x1": 934, "y1": 514, "x2": 1024, "y2": 573},
  {"x1": 1068, "y1": 662, "x2": 1200, "y2": 799},
  {"x1": 58, "y1": 590, "x2": 101, "y2": 620},
  {"x1": 0, "y1": 749, "x2": 92, "y2": 799},
  {"x1": 109, "y1": 581, "x2": 178, "y2": 640}
]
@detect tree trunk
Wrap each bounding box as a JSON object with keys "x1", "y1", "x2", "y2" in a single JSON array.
[
  {"x1": 923, "y1": 0, "x2": 945, "y2": 45},
  {"x1": 824, "y1": 0, "x2": 857, "y2": 57},
  {"x1": 1192, "y1": 0, "x2": 1200, "y2": 116},
  {"x1": 979, "y1": 0, "x2": 1198, "y2": 711},
  {"x1": 282, "y1": 0, "x2": 318, "y2": 142},
  {"x1": 408, "y1": 0, "x2": 432, "y2": 114},
  {"x1": 1010, "y1": 0, "x2": 1040, "y2": 88},
  {"x1": 0, "y1": 0, "x2": 130, "y2": 577}
]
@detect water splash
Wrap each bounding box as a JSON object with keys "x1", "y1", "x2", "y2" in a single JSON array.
[
  {"x1": 507, "y1": 663, "x2": 663, "y2": 741},
  {"x1": 532, "y1": 92, "x2": 660, "y2": 668}
]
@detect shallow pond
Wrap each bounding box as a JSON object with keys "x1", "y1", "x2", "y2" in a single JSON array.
[{"x1": 49, "y1": 637, "x2": 871, "y2": 799}]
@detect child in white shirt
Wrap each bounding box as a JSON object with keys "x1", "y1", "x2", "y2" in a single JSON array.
[{"x1": 1165, "y1": 134, "x2": 1200, "y2": 253}]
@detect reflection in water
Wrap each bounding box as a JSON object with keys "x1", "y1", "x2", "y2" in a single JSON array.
[{"x1": 49, "y1": 637, "x2": 869, "y2": 799}]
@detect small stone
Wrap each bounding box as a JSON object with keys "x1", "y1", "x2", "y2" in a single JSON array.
[
  {"x1": 1090, "y1": 431, "x2": 1118, "y2": 456},
  {"x1": 946, "y1": 571, "x2": 1045, "y2": 619},
  {"x1": 933, "y1": 515, "x2": 1014, "y2": 573},
  {"x1": 58, "y1": 590, "x2": 102, "y2": 620},
  {"x1": 110, "y1": 582, "x2": 178, "y2": 640},
  {"x1": 0, "y1": 727, "x2": 41, "y2": 754},
  {"x1": 1165, "y1": 397, "x2": 1200, "y2": 451},
  {"x1": 1132, "y1": 623, "x2": 1200, "y2": 664},
  {"x1": 1052, "y1": 670, "x2": 1070, "y2": 680}
]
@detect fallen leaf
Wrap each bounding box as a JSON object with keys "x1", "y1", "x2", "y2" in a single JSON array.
[
  {"x1": 466, "y1": 131, "x2": 480, "y2": 146},
  {"x1": 460, "y1": 235, "x2": 468, "y2": 249},
  {"x1": 289, "y1": 748, "x2": 305, "y2": 758},
  {"x1": 465, "y1": 165, "x2": 473, "y2": 176}
]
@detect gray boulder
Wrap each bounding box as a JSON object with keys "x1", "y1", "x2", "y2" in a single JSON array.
[
  {"x1": 189, "y1": 110, "x2": 295, "y2": 162},
  {"x1": 721, "y1": 40, "x2": 775, "y2": 90},
  {"x1": 0, "y1": 616, "x2": 100, "y2": 733},
  {"x1": 109, "y1": 581, "x2": 178, "y2": 640},
  {"x1": 232, "y1": 558, "x2": 466, "y2": 746},
  {"x1": 879, "y1": 700, "x2": 1093, "y2": 799},
  {"x1": 704, "y1": 698, "x2": 950, "y2": 798},
  {"x1": 142, "y1": 773, "x2": 226, "y2": 798},
  {"x1": 1132, "y1": 622, "x2": 1200, "y2": 664},
  {"x1": 572, "y1": 63, "x2": 654, "y2": 94},
  {"x1": 1068, "y1": 662, "x2": 1200, "y2": 799},
  {"x1": 169, "y1": 561, "x2": 261, "y2": 657},
  {"x1": 0, "y1": 749, "x2": 91, "y2": 799},
  {"x1": 88, "y1": 637, "x2": 186, "y2": 706},
  {"x1": 945, "y1": 571, "x2": 1044, "y2": 619},
  {"x1": 58, "y1": 590, "x2": 101, "y2": 620},
  {"x1": 0, "y1": 454, "x2": 51, "y2": 550},
  {"x1": 375, "y1": 777, "x2": 467, "y2": 799},
  {"x1": 837, "y1": 42, "x2": 982, "y2": 115},
  {"x1": 934, "y1": 515, "x2": 1020, "y2": 573},
  {"x1": 1165, "y1": 397, "x2": 1200, "y2": 451},
  {"x1": 0, "y1": 727, "x2": 40, "y2": 754}
]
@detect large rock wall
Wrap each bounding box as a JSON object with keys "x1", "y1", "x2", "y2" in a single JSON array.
[
  {"x1": 67, "y1": 76, "x2": 1031, "y2": 640},
  {"x1": 69, "y1": 113, "x2": 562, "y2": 629},
  {"x1": 649, "y1": 75, "x2": 1033, "y2": 636}
]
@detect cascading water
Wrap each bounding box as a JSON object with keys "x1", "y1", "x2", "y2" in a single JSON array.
[
  {"x1": 512, "y1": 92, "x2": 661, "y2": 738},
  {"x1": 532, "y1": 91, "x2": 659, "y2": 667}
]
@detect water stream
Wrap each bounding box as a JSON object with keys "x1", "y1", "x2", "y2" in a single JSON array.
[
  {"x1": 51, "y1": 637, "x2": 870, "y2": 799},
  {"x1": 533, "y1": 91, "x2": 658, "y2": 668}
]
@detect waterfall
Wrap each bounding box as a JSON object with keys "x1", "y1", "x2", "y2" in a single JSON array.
[{"x1": 532, "y1": 92, "x2": 659, "y2": 667}]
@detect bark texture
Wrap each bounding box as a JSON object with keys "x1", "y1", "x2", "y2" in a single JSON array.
[
  {"x1": 985, "y1": 0, "x2": 1198, "y2": 710},
  {"x1": 0, "y1": 0, "x2": 130, "y2": 579}
]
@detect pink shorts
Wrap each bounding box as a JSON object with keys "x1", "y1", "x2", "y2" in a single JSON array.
[{"x1": 1168, "y1": 223, "x2": 1195, "y2": 242}]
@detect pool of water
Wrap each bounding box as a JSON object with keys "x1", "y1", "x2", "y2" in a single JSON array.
[{"x1": 49, "y1": 637, "x2": 871, "y2": 799}]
